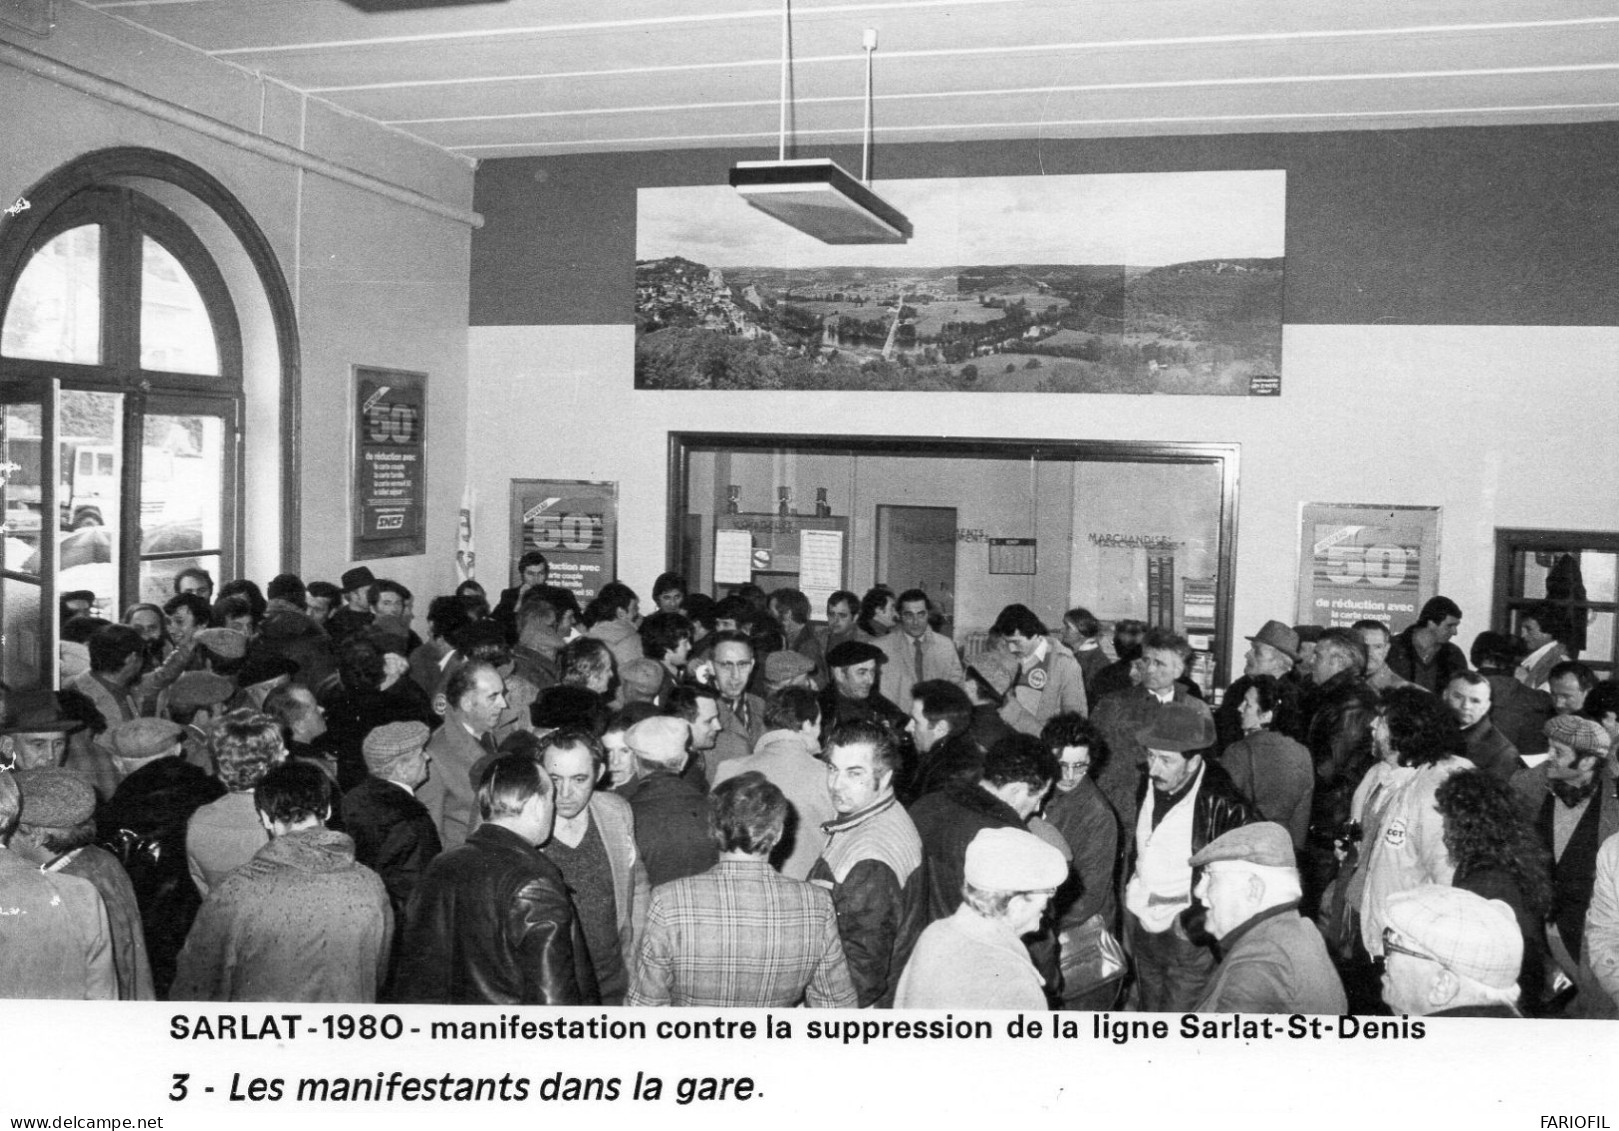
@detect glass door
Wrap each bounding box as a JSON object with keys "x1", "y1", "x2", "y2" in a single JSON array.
[
  {"x1": 137, "y1": 393, "x2": 237, "y2": 606},
  {"x1": 0, "y1": 377, "x2": 58, "y2": 689}
]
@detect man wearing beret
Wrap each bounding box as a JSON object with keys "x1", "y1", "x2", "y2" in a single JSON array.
[
  {"x1": 1190, "y1": 822, "x2": 1345, "y2": 1014},
  {"x1": 326, "y1": 566, "x2": 378, "y2": 644},
  {"x1": 0, "y1": 771, "x2": 117, "y2": 999},
  {"x1": 10, "y1": 768, "x2": 154, "y2": 999},
  {"x1": 1122, "y1": 702, "x2": 1254, "y2": 1012},
  {"x1": 820, "y1": 639, "x2": 908, "y2": 735},
  {"x1": 895, "y1": 826, "x2": 1067, "y2": 1009},
  {"x1": 1382, "y1": 885, "x2": 1524, "y2": 1017},
  {"x1": 1511, "y1": 712, "x2": 1619, "y2": 1004}
]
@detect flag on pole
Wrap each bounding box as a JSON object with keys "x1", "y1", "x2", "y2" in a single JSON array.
[{"x1": 456, "y1": 483, "x2": 476, "y2": 582}]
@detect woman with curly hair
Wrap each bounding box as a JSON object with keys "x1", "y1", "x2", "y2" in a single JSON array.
[{"x1": 1435, "y1": 767, "x2": 1553, "y2": 1015}]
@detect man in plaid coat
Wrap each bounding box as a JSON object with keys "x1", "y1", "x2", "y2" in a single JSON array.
[{"x1": 626, "y1": 772, "x2": 856, "y2": 1008}]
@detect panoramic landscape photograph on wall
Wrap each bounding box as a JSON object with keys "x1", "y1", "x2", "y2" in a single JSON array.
[{"x1": 635, "y1": 170, "x2": 1285, "y2": 395}]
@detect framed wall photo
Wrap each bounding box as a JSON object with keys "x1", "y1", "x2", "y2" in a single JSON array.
[
  {"x1": 350, "y1": 365, "x2": 427, "y2": 561},
  {"x1": 510, "y1": 480, "x2": 618, "y2": 605},
  {"x1": 1296, "y1": 503, "x2": 1440, "y2": 635}
]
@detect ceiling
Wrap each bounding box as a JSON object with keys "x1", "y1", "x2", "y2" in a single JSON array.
[{"x1": 84, "y1": 0, "x2": 1619, "y2": 162}]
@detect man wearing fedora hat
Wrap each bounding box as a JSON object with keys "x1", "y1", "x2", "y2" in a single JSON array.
[
  {"x1": 326, "y1": 566, "x2": 378, "y2": 644},
  {"x1": 1215, "y1": 620, "x2": 1303, "y2": 753},
  {"x1": 1122, "y1": 701, "x2": 1254, "y2": 1012},
  {"x1": 1190, "y1": 822, "x2": 1346, "y2": 1014}
]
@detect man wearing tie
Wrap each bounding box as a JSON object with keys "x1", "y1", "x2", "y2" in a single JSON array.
[
  {"x1": 879, "y1": 589, "x2": 964, "y2": 710},
  {"x1": 418, "y1": 662, "x2": 506, "y2": 850},
  {"x1": 708, "y1": 631, "x2": 766, "y2": 782}
]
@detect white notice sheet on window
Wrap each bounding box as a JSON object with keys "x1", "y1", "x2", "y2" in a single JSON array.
[
  {"x1": 798, "y1": 528, "x2": 844, "y2": 613},
  {"x1": 714, "y1": 528, "x2": 754, "y2": 585}
]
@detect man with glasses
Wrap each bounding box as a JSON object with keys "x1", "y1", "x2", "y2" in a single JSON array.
[
  {"x1": 1381, "y1": 884, "x2": 1524, "y2": 1017},
  {"x1": 707, "y1": 631, "x2": 765, "y2": 782}
]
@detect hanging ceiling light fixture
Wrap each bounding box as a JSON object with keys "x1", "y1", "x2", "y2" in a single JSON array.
[{"x1": 729, "y1": 6, "x2": 911, "y2": 244}]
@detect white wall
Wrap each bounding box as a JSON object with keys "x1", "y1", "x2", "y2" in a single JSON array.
[
  {"x1": 0, "y1": 3, "x2": 474, "y2": 604},
  {"x1": 468, "y1": 322, "x2": 1619, "y2": 675}
]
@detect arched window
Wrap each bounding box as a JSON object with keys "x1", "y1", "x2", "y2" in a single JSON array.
[{"x1": 0, "y1": 183, "x2": 243, "y2": 688}]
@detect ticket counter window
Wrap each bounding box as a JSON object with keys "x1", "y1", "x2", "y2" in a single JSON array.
[{"x1": 0, "y1": 185, "x2": 240, "y2": 687}]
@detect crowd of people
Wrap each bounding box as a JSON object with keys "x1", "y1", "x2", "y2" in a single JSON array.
[{"x1": 2, "y1": 557, "x2": 1615, "y2": 1021}]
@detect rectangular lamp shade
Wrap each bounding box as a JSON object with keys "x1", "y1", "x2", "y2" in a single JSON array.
[{"x1": 729, "y1": 159, "x2": 911, "y2": 244}]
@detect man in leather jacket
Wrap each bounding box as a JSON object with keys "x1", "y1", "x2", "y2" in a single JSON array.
[
  {"x1": 393, "y1": 753, "x2": 598, "y2": 1005},
  {"x1": 1298, "y1": 628, "x2": 1378, "y2": 916}
]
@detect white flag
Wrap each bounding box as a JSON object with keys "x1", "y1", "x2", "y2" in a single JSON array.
[{"x1": 456, "y1": 483, "x2": 476, "y2": 581}]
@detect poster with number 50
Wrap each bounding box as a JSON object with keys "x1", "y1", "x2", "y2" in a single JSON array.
[
  {"x1": 1296, "y1": 503, "x2": 1440, "y2": 635},
  {"x1": 510, "y1": 479, "x2": 618, "y2": 605}
]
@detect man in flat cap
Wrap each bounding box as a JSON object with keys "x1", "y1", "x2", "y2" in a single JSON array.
[
  {"x1": 10, "y1": 768, "x2": 153, "y2": 999},
  {"x1": 617, "y1": 658, "x2": 666, "y2": 706},
  {"x1": 762, "y1": 648, "x2": 815, "y2": 695},
  {"x1": 1381, "y1": 885, "x2": 1524, "y2": 1017},
  {"x1": 341, "y1": 720, "x2": 441, "y2": 923},
  {"x1": 895, "y1": 825, "x2": 1067, "y2": 1009},
  {"x1": 1122, "y1": 701, "x2": 1253, "y2": 1012},
  {"x1": 618, "y1": 715, "x2": 716, "y2": 888},
  {"x1": 165, "y1": 671, "x2": 235, "y2": 772},
  {"x1": 0, "y1": 770, "x2": 116, "y2": 1000},
  {"x1": 1190, "y1": 822, "x2": 1345, "y2": 1014},
  {"x1": 1511, "y1": 712, "x2": 1619, "y2": 1002}
]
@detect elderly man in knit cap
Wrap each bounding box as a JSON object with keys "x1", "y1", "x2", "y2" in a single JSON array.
[
  {"x1": 618, "y1": 715, "x2": 716, "y2": 888},
  {"x1": 10, "y1": 768, "x2": 153, "y2": 999},
  {"x1": 895, "y1": 825, "x2": 1067, "y2": 1009},
  {"x1": 1190, "y1": 822, "x2": 1346, "y2": 1014},
  {"x1": 0, "y1": 770, "x2": 116, "y2": 999},
  {"x1": 341, "y1": 720, "x2": 441, "y2": 921},
  {"x1": 1512, "y1": 712, "x2": 1619, "y2": 1000},
  {"x1": 1381, "y1": 884, "x2": 1525, "y2": 1017}
]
